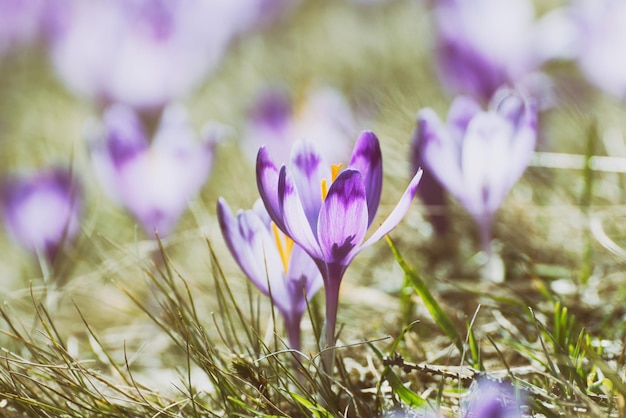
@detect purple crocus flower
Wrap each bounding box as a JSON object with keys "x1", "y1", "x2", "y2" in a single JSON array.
[
  {"x1": 257, "y1": 131, "x2": 422, "y2": 368},
  {"x1": 89, "y1": 103, "x2": 220, "y2": 238},
  {"x1": 570, "y1": 0, "x2": 626, "y2": 99},
  {"x1": 47, "y1": 0, "x2": 246, "y2": 111},
  {"x1": 433, "y1": 0, "x2": 559, "y2": 103},
  {"x1": 462, "y1": 378, "x2": 525, "y2": 418},
  {"x1": 217, "y1": 198, "x2": 323, "y2": 351},
  {"x1": 242, "y1": 85, "x2": 358, "y2": 166},
  {"x1": 415, "y1": 89, "x2": 536, "y2": 259},
  {"x1": 1, "y1": 167, "x2": 82, "y2": 260}
]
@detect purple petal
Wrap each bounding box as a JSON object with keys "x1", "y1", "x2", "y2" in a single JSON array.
[
  {"x1": 447, "y1": 96, "x2": 483, "y2": 143},
  {"x1": 348, "y1": 131, "x2": 382, "y2": 227},
  {"x1": 289, "y1": 140, "x2": 330, "y2": 233},
  {"x1": 2, "y1": 168, "x2": 82, "y2": 259},
  {"x1": 217, "y1": 198, "x2": 284, "y2": 304},
  {"x1": 461, "y1": 112, "x2": 515, "y2": 217},
  {"x1": 317, "y1": 169, "x2": 368, "y2": 267},
  {"x1": 286, "y1": 244, "x2": 323, "y2": 315},
  {"x1": 278, "y1": 166, "x2": 324, "y2": 261},
  {"x1": 410, "y1": 122, "x2": 448, "y2": 235},
  {"x1": 250, "y1": 87, "x2": 292, "y2": 133},
  {"x1": 256, "y1": 146, "x2": 286, "y2": 232},
  {"x1": 418, "y1": 109, "x2": 465, "y2": 199},
  {"x1": 463, "y1": 378, "x2": 524, "y2": 418},
  {"x1": 101, "y1": 105, "x2": 149, "y2": 168},
  {"x1": 361, "y1": 169, "x2": 422, "y2": 249}
]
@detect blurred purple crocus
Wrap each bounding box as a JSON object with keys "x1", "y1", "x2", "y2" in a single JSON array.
[
  {"x1": 257, "y1": 131, "x2": 422, "y2": 369},
  {"x1": 47, "y1": 0, "x2": 248, "y2": 111},
  {"x1": 217, "y1": 198, "x2": 323, "y2": 351},
  {"x1": 89, "y1": 103, "x2": 220, "y2": 238},
  {"x1": 415, "y1": 89, "x2": 536, "y2": 259},
  {"x1": 1, "y1": 167, "x2": 82, "y2": 260},
  {"x1": 433, "y1": 0, "x2": 559, "y2": 103},
  {"x1": 570, "y1": 0, "x2": 626, "y2": 99},
  {"x1": 462, "y1": 378, "x2": 525, "y2": 418},
  {"x1": 242, "y1": 85, "x2": 358, "y2": 165}
]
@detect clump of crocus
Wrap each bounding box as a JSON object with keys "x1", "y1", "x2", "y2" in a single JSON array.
[
  {"x1": 257, "y1": 131, "x2": 422, "y2": 371},
  {"x1": 1, "y1": 167, "x2": 82, "y2": 261},
  {"x1": 414, "y1": 89, "x2": 536, "y2": 279},
  {"x1": 217, "y1": 198, "x2": 323, "y2": 351},
  {"x1": 88, "y1": 103, "x2": 220, "y2": 238},
  {"x1": 432, "y1": 0, "x2": 563, "y2": 103},
  {"x1": 47, "y1": 0, "x2": 253, "y2": 111},
  {"x1": 242, "y1": 85, "x2": 358, "y2": 165}
]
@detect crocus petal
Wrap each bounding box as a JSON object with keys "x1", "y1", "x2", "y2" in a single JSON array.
[
  {"x1": 410, "y1": 123, "x2": 449, "y2": 236},
  {"x1": 289, "y1": 140, "x2": 329, "y2": 233},
  {"x1": 2, "y1": 168, "x2": 82, "y2": 259},
  {"x1": 217, "y1": 198, "x2": 286, "y2": 308},
  {"x1": 278, "y1": 166, "x2": 324, "y2": 261},
  {"x1": 256, "y1": 146, "x2": 286, "y2": 232},
  {"x1": 361, "y1": 169, "x2": 422, "y2": 249},
  {"x1": 317, "y1": 169, "x2": 368, "y2": 266},
  {"x1": 419, "y1": 109, "x2": 465, "y2": 199},
  {"x1": 286, "y1": 244, "x2": 323, "y2": 315},
  {"x1": 494, "y1": 93, "x2": 537, "y2": 190},
  {"x1": 348, "y1": 131, "x2": 382, "y2": 227},
  {"x1": 461, "y1": 112, "x2": 514, "y2": 216},
  {"x1": 101, "y1": 104, "x2": 149, "y2": 168},
  {"x1": 447, "y1": 96, "x2": 483, "y2": 144}
]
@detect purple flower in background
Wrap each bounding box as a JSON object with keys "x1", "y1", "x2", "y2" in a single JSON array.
[
  {"x1": 462, "y1": 378, "x2": 525, "y2": 418},
  {"x1": 415, "y1": 89, "x2": 536, "y2": 256},
  {"x1": 217, "y1": 198, "x2": 323, "y2": 351},
  {"x1": 47, "y1": 0, "x2": 249, "y2": 111},
  {"x1": 242, "y1": 85, "x2": 358, "y2": 165},
  {"x1": 0, "y1": 0, "x2": 45, "y2": 55},
  {"x1": 433, "y1": 0, "x2": 561, "y2": 102},
  {"x1": 410, "y1": 124, "x2": 448, "y2": 237},
  {"x1": 1, "y1": 167, "x2": 82, "y2": 260},
  {"x1": 89, "y1": 103, "x2": 220, "y2": 238},
  {"x1": 570, "y1": 0, "x2": 626, "y2": 99},
  {"x1": 257, "y1": 131, "x2": 421, "y2": 369}
]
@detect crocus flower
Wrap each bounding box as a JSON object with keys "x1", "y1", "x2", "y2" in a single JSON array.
[
  {"x1": 462, "y1": 378, "x2": 525, "y2": 418},
  {"x1": 217, "y1": 198, "x2": 323, "y2": 351},
  {"x1": 1, "y1": 167, "x2": 82, "y2": 260},
  {"x1": 242, "y1": 85, "x2": 358, "y2": 165},
  {"x1": 415, "y1": 89, "x2": 536, "y2": 257},
  {"x1": 433, "y1": 0, "x2": 562, "y2": 103},
  {"x1": 569, "y1": 0, "x2": 626, "y2": 99},
  {"x1": 89, "y1": 103, "x2": 220, "y2": 238},
  {"x1": 257, "y1": 131, "x2": 422, "y2": 369},
  {"x1": 47, "y1": 0, "x2": 246, "y2": 111}
]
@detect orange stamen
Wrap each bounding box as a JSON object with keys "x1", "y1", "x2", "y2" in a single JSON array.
[
  {"x1": 321, "y1": 163, "x2": 344, "y2": 201},
  {"x1": 331, "y1": 163, "x2": 343, "y2": 181},
  {"x1": 272, "y1": 222, "x2": 294, "y2": 273}
]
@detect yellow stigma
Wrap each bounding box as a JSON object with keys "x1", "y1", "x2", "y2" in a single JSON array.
[
  {"x1": 321, "y1": 163, "x2": 343, "y2": 201},
  {"x1": 272, "y1": 222, "x2": 294, "y2": 273}
]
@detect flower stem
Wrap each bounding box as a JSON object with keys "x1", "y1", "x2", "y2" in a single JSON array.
[{"x1": 321, "y1": 278, "x2": 340, "y2": 376}]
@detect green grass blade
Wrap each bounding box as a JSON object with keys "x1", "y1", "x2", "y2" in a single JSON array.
[{"x1": 386, "y1": 236, "x2": 463, "y2": 353}]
